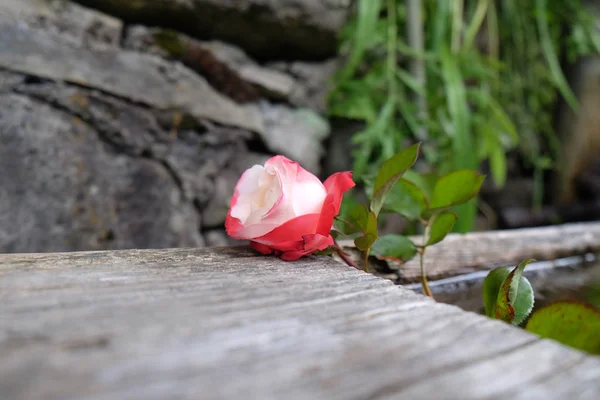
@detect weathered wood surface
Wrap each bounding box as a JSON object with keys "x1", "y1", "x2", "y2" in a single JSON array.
[
  {"x1": 1, "y1": 247, "x2": 600, "y2": 399},
  {"x1": 339, "y1": 221, "x2": 600, "y2": 282}
]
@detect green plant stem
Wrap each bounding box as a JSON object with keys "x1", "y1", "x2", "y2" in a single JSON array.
[
  {"x1": 419, "y1": 248, "x2": 433, "y2": 298},
  {"x1": 451, "y1": 0, "x2": 464, "y2": 53},
  {"x1": 386, "y1": 0, "x2": 398, "y2": 109},
  {"x1": 364, "y1": 248, "x2": 370, "y2": 273},
  {"x1": 420, "y1": 220, "x2": 434, "y2": 298}
]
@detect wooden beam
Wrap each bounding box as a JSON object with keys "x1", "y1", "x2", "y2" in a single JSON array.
[
  {"x1": 1, "y1": 247, "x2": 599, "y2": 399},
  {"x1": 337, "y1": 221, "x2": 600, "y2": 282}
]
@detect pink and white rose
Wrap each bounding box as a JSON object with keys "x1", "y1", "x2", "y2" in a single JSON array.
[{"x1": 225, "y1": 155, "x2": 355, "y2": 261}]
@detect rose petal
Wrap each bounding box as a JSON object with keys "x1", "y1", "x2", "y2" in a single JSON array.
[
  {"x1": 315, "y1": 194, "x2": 336, "y2": 235},
  {"x1": 252, "y1": 213, "x2": 320, "y2": 246},
  {"x1": 279, "y1": 234, "x2": 333, "y2": 261},
  {"x1": 250, "y1": 241, "x2": 273, "y2": 255},
  {"x1": 291, "y1": 166, "x2": 327, "y2": 217},
  {"x1": 323, "y1": 171, "x2": 355, "y2": 214}
]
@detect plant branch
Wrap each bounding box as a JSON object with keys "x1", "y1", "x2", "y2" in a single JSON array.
[
  {"x1": 333, "y1": 240, "x2": 362, "y2": 270},
  {"x1": 420, "y1": 220, "x2": 434, "y2": 298},
  {"x1": 419, "y1": 248, "x2": 434, "y2": 298}
]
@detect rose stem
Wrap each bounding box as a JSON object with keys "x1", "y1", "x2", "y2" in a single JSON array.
[
  {"x1": 332, "y1": 240, "x2": 362, "y2": 270},
  {"x1": 419, "y1": 247, "x2": 434, "y2": 298}
]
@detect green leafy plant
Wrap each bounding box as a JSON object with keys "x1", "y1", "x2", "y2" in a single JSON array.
[
  {"x1": 483, "y1": 259, "x2": 535, "y2": 325},
  {"x1": 483, "y1": 259, "x2": 600, "y2": 354},
  {"x1": 330, "y1": 0, "x2": 600, "y2": 229},
  {"x1": 333, "y1": 142, "x2": 484, "y2": 296}
]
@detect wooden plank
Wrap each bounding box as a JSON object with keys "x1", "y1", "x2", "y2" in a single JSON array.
[
  {"x1": 1, "y1": 247, "x2": 599, "y2": 399},
  {"x1": 338, "y1": 221, "x2": 600, "y2": 282}
]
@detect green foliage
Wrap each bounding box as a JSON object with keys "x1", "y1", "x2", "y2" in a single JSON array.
[
  {"x1": 370, "y1": 143, "x2": 420, "y2": 216},
  {"x1": 425, "y1": 211, "x2": 458, "y2": 246},
  {"x1": 526, "y1": 301, "x2": 600, "y2": 355},
  {"x1": 587, "y1": 281, "x2": 600, "y2": 308},
  {"x1": 333, "y1": 143, "x2": 484, "y2": 290},
  {"x1": 330, "y1": 0, "x2": 600, "y2": 225},
  {"x1": 427, "y1": 170, "x2": 485, "y2": 216},
  {"x1": 483, "y1": 260, "x2": 535, "y2": 325},
  {"x1": 354, "y1": 211, "x2": 379, "y2": 251},
  {"x1": 371, "y1": 234, "x2": 417, "y2": 262}
]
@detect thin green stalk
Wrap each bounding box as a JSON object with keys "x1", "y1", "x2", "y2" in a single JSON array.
[
  {"x1": 419, "y1": 248, "x2": 433, "y2": 298},
  {"x1": 451, "y1": 0, "x2": 464, "y2": 53},
  {"x1": 387, "y1": 0, "x2": 398, "y2": 105},
  {"x1": 463, "y1": 0, "x2": 489, "y2": 52},
  {"x1": 406, "y1": 0, "x2": 428, "y2": 141}
]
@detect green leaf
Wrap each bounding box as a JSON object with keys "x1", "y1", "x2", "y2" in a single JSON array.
[
  {"x1": 483, "y1": 267, "x2": 511, "y2": 318},
  {"x1": 370, "y1": 143, "x2": 421, "y2": 216},
  {"x1": 337, "y1": 204, "x2": 369, "y2": 235},
  {"x1": 403, "y1": 170, "x2": 438, "y2": 203},
  {"x1": 425, "y1": 212, "x2": 458, "y2": 246},
  {"x1": 490, "y1": 259, "x2": 536, "y2": 325},
  {"x1": 353, "y1": 211, "x2": 378, "y2": 251},
  {"x1": 380, "y1": 179, "x2": 428, "y2": 221},
  {"x1": 427, "y1": 170, "x2": 485, "y2": 214},
  {"x1": 535, "y1": 0, "x2": 579, "y2": 111},
  {"x1": 586, "y1": 281, "x2": 600, "y2": 308},
  {"x1": 355, "y1": 234, "x2": 377, "y2": 251},
  {"x1": 526, "y1": 301, "x2": 600, "y2": 355},
  {"x1": 314, "y1": 247, "x2": 335, "y2": 256},
  {"x1": 370, "y1": 234, "x2": 418, "y2": 262},
  {"x1": 489, "y1": 146, "x2": 508, "y2": 188}
]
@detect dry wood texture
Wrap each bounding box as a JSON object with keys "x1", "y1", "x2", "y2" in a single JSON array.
[
  {"x1": 1, "y1": 246, "x2": 600, "y2": 399},
  {"x1": 338, "y1": 221, "x2": 600, "y2": 282}
]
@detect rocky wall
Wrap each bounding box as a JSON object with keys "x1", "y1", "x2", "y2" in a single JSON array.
[{"x1": 0, "y1": 0, "x2": 350, "y2": 252}]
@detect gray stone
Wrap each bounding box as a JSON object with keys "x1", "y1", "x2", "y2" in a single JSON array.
[
  {"x1": 0, "y1": 20, "x2": 264, "y2": 134},
  {"x1": 259, "y1": 102, "x2": 330, "y2": 174},
  {"x1": 73, "y1": 0, "x2": 351, "y2": 60},
  {"x1": 0, "y1": 92, "x2": 204, "y2": 253},
  {"x1": 14, "y1": 81, "x2": 173, "y2": 158},
  {"x1": 164, "y1": 126, "x2": 253, "y2": 206},
  {"x1": 124, "y1": 26, "x2": 298, "y2": 103},
  {"x1": 203, "y1": 229, "x2": 245, "y2": 246},
  {"x1": 0, "y1": 0, "x2": 122, "y2": 49},
  {"x1": 268, "y1": 59, "x2": 340, "y2": 112}
]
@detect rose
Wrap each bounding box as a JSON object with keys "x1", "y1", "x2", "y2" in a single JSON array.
[{"x1": 225, "y1": 155, "x2": 355, "y2": 261}]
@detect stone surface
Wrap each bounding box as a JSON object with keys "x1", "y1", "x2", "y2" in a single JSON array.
[
  {"x1": 0, "y1": 19, "x2": 264, "y2": 134},
  {"x1": 123, "y1": 25, "x2": 335, "y2": 110},
  {"x1": 0, "y1": 0, "x2": 122, "y2": 49},
  {"x1": 259, "y1": 102, "x2": 330, "y2": 174},
  {"x1": 73, "y1": 0, "x2": 351, "y2": 60},
  {"x1": 0, "y1": 0, "x2": 338, "y2": 253},
  {"x1": 0, "y1": 92, "x2": 204, "y2": 252},
  {"x1": 269, "y1": 59, "x2": 340, "y2": 112}
]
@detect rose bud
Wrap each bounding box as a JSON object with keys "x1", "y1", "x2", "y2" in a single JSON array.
[{"x1": 225, "y1": 155, "x2": 355, "y2": 261}]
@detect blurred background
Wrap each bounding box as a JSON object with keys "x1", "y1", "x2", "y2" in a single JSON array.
[{"x1": 2, "y1": 0, "x2": 600, "y2": 254}]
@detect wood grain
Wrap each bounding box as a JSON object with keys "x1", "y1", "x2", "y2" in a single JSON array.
[
  {"x1": 338, "y1": 221, "x2": 600, "y2": 282},
  {"x1": 1, "y1": 246, "x2": 599, "y2": 399}
]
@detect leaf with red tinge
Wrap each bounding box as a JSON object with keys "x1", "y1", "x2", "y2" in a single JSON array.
[
  {"x1": 483, "y1": 259, "x2": 535, "y2": 325},
  {"x1": 526, "y1": 301, "x2": 600, "y2": 355}
]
